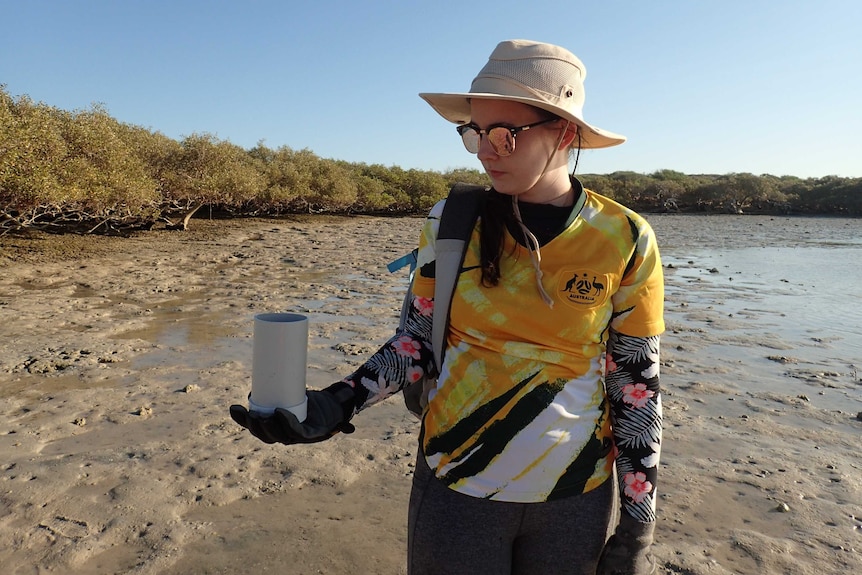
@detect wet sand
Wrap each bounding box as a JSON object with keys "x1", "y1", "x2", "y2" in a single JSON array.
[{"x1": 1, "y1": 214, "x2": 860, "y2": 574}]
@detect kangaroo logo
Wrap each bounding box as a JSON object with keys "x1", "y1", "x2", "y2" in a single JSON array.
[{"x1": 559, "y1": 270, "x2": 609, "y2": 307}]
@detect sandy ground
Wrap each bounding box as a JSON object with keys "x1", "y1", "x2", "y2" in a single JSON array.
[{"x1": 0, "y1": 215, "x2": 860, "y2": 574}]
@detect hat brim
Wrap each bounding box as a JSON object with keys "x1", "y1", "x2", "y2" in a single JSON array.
[{"x1": 419, "y1": 92, "x2": 626, "y2": 149}]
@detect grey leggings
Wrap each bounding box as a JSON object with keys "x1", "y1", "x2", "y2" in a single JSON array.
[{"x1": 407, "y1": 453, "x2": 615, "y2": 575}]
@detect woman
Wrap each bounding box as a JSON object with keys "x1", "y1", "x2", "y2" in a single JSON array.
[{"x1": 231, "y1": 39, "x2": 664, "y2": 575}]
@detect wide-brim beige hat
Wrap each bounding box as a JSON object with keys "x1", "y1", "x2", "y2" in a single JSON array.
[{"x1": 420, "y1": 39, "x2": 625, "y2": 149}]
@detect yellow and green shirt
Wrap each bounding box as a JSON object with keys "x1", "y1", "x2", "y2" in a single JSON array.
[{"x1": 347, "y1": 186, "x2": 664, "y2": 512}]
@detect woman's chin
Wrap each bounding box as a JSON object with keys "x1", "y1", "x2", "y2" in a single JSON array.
[{"x1": 487, "y1": 176, "x2": 517, "y2": 196}]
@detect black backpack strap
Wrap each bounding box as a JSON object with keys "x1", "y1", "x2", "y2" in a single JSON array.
[
  {"x1": 437, "y1": 183, "x2": 486, "y2": 240},
  {"x1": 430, "y1": 183, "x2": 486, "y2": 366},
  {"x1": 397, "y1": 182, "x2": 487, "y2": 417}
]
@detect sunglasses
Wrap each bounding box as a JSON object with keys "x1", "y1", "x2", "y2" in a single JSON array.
[{"x1": 456, "y1": 118, "x2": 558, "y2": 156}]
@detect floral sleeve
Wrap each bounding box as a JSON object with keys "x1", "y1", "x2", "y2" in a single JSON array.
[
  {"x1": 340, "y1": 293, "x2": 437, "y2": 412},
  {"x1": 340, "y1": 201, "x2": 446, "y2": 413},
  {"x1": 605, "y1": 329, "x2": 662, "y2": 523}
]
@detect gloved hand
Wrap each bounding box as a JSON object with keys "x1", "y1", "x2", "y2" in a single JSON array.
[
  {"x1": 596, "y1": 513, "x2": 656, "y2": 575},
  {"x1": 229, "y1": 382, "x2": 356, "y2": 445}
]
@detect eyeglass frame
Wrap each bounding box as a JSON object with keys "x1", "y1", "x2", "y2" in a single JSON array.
[{"x1": 455, "y1": 118, "x2": 559, "y2": 156}]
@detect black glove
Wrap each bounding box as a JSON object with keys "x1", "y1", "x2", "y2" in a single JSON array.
[
  {"x1": 596, "y1": 513, "x2": 656, "y2": 575},
  {"x1": 229, "y1": 382, "x2": 356, "y2": 445}
]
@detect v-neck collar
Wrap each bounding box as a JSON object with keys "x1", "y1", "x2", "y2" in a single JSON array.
[{"x1": 502, "y1": 178, "x2": 586, "y2": 247}]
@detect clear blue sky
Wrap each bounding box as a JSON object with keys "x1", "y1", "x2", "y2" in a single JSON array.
[{"x1": 3, "y1": 0, "x2": 860, "y2": 178}]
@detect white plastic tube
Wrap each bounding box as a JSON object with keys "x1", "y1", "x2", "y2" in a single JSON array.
[{"x1": 249, "y1": 312, "x2": 309, "y2": 421}]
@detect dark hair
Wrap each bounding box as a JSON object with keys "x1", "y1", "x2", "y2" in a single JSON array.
[{"x1": 479, "y1": 191, "x2": 513, "y2": 286}]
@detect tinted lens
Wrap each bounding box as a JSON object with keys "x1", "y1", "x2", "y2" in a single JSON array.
[
  {"x1": 460, "y1": 127, "x2": 480, "y2": 154},
  {"x1": 457, "y1": 125, "x2": 516, "y2": 156},
  {"x1": 487, "y1": 127, "x2": 515, "y2": 156}
]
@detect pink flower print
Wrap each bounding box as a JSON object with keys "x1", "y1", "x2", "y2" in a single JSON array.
[
  {"x1": 393, "y1": 336, "x2": 422, "y2": 360},
  {"x1": 406, "y1": 366, "x2": 424, "y2": 383},
  {"x1": 622, "y1": 383, "x2": 654, "y2": 408},
  {"x1": 413, "y1": 296, "x2": 434, "y2": 317},
  {"x1": 623, "y1": 472, "x2": 653, "y2": 504},
  {"x1": 605, "y1": 354, "x2": 618, "y2": 374}
]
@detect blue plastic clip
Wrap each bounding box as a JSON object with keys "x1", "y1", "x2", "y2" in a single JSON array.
[{"x1": 387, "y1": 249, "x2": 418, "y2": 273}]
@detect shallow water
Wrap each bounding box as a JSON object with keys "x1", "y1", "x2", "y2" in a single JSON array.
[
  {"x1": 650, "y1": 215, "x2": 862, "y2": 413},
  {"x1": 647, "y1": 213, "x2": 862, "y2": 251}
]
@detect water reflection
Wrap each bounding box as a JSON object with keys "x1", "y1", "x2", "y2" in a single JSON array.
[{"x1": 661, "y1": 233, "x2": 862, "y2": 412}]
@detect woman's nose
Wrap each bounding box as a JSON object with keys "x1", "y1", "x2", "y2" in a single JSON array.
[{"x1": 476, "y1": 133, "x2": 498, "y2": 161}]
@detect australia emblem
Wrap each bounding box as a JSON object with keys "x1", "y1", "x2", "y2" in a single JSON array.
[{"x1": 558, "y1": 270, "x2": 611, "y2": 308}]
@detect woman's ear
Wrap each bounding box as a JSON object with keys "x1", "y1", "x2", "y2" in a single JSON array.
[{"x1": 558, "y1": 122, "x2": 578, "y2": 150}]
